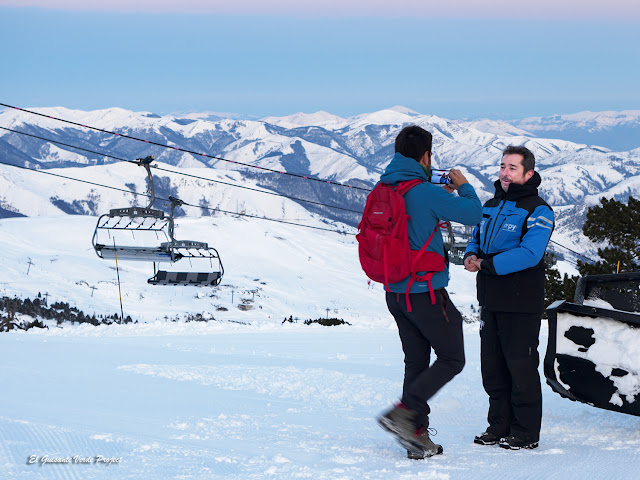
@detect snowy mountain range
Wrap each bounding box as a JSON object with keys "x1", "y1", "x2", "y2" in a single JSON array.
[
  {"x1": 1, "y1": 104, "x2": 639, "y2": 260},
  {"x1": 514, "y1": 110, "x2": 640, "y2": 151},
  {"x1": 461, "y1": 111, "x2": 640, "y2": 151}
]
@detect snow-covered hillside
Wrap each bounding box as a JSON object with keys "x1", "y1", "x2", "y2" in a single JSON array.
[
  {"x1": 0, "y1": 210, "x2": 373, "y2": 326},
  {"x1": 0, "y1": 160, "x2": 336, "y2": 221},
  {"x1": 3, "y1": 104, "x2": 640, "y2": 261},
  {"x1": 1, "y1": 104, "x2": 630, "y2": 192},
  {"x1": 261, "y1": 111, "x2": 345, "y2": 129},
  {"x1": 460, "y1": 119, "x2": 534, "y2": 137}
]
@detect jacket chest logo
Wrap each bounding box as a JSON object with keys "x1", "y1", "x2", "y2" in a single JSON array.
[{"x1": 503, "y1": 223, "x2": 517, "y2": 232}]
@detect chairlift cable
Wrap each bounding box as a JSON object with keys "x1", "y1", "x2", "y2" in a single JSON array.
[
  {"x1": 0, "y1": 123, "x2": 596, "y2": 259},
  {"x1": 0, "y1": 159, "x2": 147, "y2": 197},
  {"x1": 0, "y1": 159, "x2": 592, "y2": 260},
  {"x1": 0, "y1": 126, "x2": 132, "y2": 163},
  {"x1": 150, "y1": 164, "x2": 363, "y2": 213},
  {"x1": 0, "y1": 159, "x2": 356, "y2": 235},
  {"x1": 549, "y1": 239, "x2": 596, "y2": 264},
  {"x1": 0, "y1": 103, "x2": 371, "y2": 191},
  {"x1": 0, "y1": 126, "x2": 364, "y2": 214}
]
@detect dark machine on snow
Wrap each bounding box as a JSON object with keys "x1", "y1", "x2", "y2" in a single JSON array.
[
  {"x1": 92, "y1": 156, "x2": 224, "y2": 286},
  {"x1": 545, "y1": 272, "x2": 640, "y2": 417}
]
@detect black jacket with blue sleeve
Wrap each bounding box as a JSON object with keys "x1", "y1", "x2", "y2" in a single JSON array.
[{"x1": 464, "y1": 172, "x2": 554, "y2": 313}]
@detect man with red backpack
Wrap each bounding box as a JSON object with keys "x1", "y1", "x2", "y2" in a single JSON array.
[{"x1": 362, "y1": 125, "x2": 482, "y2": 459}]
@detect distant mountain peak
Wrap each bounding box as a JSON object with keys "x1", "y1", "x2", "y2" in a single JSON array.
[
  {"x1": 461, "y1": 119, "x2": 533, "y2": 137},
  {"x1": 520, "y1": 110, "x2": 640, "y2": 127},
  {"x1": 387, "y1": 105, "x2": 420, "y2": 115},
  {"x1": 261, "y1": 111, "x2": 344, "y2": 128},
  {"x1": 171, "y1": 111, "x2": 257, "y2": 122}
]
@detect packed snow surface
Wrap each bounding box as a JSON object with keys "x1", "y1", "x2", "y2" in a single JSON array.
[{"x1": 3, "y1": 325, "x2": 640, "y2": 479}]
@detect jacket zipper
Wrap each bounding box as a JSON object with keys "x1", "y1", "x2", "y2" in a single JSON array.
[
  {"x1": 484, "y1": 200, "x2": 506, "y2": 252},
  {"x1": 489, "y1": 217, "x2": 508, "y2": 247},
  {"x1": 482, "y1": 217, "x2": 492, "y2": 249}
]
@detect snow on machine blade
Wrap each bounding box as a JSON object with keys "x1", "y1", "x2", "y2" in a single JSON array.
[{"x1": 544, "y1": 272, "x2": 640, "y2": 417}]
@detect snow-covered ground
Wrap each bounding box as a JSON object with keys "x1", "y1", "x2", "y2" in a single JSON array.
[
  {"x1": 3, "y1": 324, "x2": 640, "y2": 480},
  {"x1": 2, "y1": 215, "x2": 639, "y2": 479}
]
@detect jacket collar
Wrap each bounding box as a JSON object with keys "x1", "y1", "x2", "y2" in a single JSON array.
[
  {"x1": 380, "y1": 152, "x2": 429, "y2": 185},
  {"x1": 493, "y1": 171, "x2": 541, "y2": 201}
]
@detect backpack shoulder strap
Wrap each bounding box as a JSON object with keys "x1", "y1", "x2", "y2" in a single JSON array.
[{"x1": 394, "y1": 179, "x2": 424, "y2": 197}]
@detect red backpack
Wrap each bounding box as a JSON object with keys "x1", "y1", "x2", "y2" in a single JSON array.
[{"x1": 357, "y1": 179, "x2": 447, "y2": 312}]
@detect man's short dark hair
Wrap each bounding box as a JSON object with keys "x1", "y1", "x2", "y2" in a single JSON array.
[
  {"x1": 395, "y1": 125, "x2": 432, "y2": 162},
  {"x1": 502, "y1": 145, "x2": 535, "y2": 172}
]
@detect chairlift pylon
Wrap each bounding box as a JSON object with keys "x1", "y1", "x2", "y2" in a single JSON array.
[{"x1": 92, "y1": 156, "x2": 224, "y2": 286}]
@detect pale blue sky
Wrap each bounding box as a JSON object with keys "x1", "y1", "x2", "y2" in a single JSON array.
[{"x1": 1, "y1": 4, "x2": 639, "y2": 119}]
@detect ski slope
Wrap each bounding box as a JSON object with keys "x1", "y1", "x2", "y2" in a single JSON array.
[
  {"x1": 2, "y1": 325, "x2": 640, "y2": 479},
  {"x1": 1, "y1": 214, "x2": 639, "y2": 479}
]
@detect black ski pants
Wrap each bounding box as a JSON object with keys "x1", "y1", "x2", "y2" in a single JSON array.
[
  {"x1": 480, "y1": 308, "x2": 542, "y2": 442},
  {"x1": 386, "y1": 289, "x2": 465, "y2": 429}
]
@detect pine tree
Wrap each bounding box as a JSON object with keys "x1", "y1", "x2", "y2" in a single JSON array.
[
  {"x1": 578, "y1": 196, "x2": 640, "y2": 275},
  {"x1": 545, "y1": 266, "x2": 564, "y2": 306},
  {"x1": 0, "y1": 298, "x2": 18, "y2": 332},
  {"x1": 545, "y1": 263, "x2": 579, "y2": 311},
  {"x1": 545, "y1": 196, "x2": 639, "y2": 306}
]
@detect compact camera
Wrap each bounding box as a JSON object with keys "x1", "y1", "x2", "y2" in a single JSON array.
[{"x1": 430, "y1": 169, "x2": 452, "y2": 185}]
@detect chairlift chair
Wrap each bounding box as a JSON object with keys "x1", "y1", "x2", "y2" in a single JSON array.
[
  {"x1": 93, "y1": 156, "x2": 171, "y2": 262},
  {"x1": 147, "y1": 197, "x2": 224, "y2": 286},
  {"x1": 92, "y1": 156, "x2": 223, "y2": 286}
]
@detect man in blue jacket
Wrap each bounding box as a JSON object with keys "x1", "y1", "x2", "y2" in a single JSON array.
[
  {"x1": 377, "y1": 126, "x2": 482, "y2": 459},
  {"x1": 464, "y1": 145, "x2": 554, "y2": 450}
]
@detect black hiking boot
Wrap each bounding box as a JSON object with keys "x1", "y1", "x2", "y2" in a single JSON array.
[
  {"x1": 498, "y1": 435, "x2": 539, "y2": 450},
  {"x1": 377, "y1": 403, "x2": 416, "y2": 440},
  {"x1": 404, "y1": 427, "x2": 443, "y2": 460},
  {"x1": 474, "y1": 431, "x2": 503, "y2": 446}
]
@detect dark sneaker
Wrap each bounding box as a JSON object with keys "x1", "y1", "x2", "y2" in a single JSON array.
[
  {"x1": 474, "y1": 431, "x2": 503, "y2": 445},
  {"x1": 403, "y1": 427, "x2": 443, "y2": 460},
  {"x1": 377, "y1": 403, "x2": 416, "y2": 440},
  {"x1": 498, "y1": 435, "x2": 539, "y2": 450}
]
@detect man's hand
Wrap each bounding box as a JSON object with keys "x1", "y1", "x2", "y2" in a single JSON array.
[
  {"x1": 471, "y1": 258, "x2": 483, "y2": 270},
  {"x1": 464, "y1": 254, "x2": 479, "y2": 272},
  {"x1": 447, "y1": 169, "x2": 469, "y2": 191}
]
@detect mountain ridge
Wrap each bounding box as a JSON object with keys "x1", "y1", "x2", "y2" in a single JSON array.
[{"x1": 2, "y1": 104, "x2": 639, "y2": 259}]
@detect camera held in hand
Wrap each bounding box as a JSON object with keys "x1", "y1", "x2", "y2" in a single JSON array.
[{"x1": 430, "y1": 169, "x2": 452, "y2": 185}]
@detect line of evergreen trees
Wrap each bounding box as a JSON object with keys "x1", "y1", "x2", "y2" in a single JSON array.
[{"x1": 0, "y1": 294, "x2": 132, "y2": 332}]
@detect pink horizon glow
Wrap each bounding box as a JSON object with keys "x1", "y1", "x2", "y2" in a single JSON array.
[{"x1": 1, "y1": 0, "x2": 639, "y2": 20}]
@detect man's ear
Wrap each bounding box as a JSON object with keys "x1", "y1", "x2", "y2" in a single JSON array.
[
  {"x1": 419, "y1": 151, "x2": 430, "y2": 166},
  {"x1": 525, "y1": 169, "x2": 534, "y2": 182}
]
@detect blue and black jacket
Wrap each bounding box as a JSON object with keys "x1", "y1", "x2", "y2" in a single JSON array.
[{"x1": 464, "y1": 172, "x2": 554, "y2": 313}]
